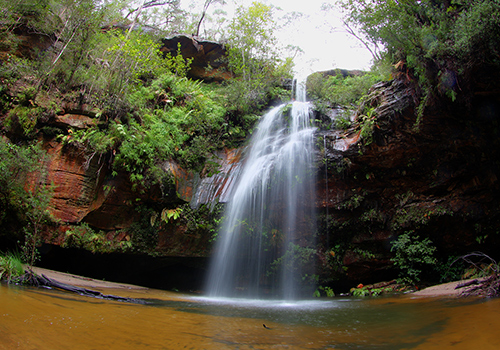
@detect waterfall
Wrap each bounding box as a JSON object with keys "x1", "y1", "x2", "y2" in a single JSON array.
[{"x1": 205, "y1": 77, "x2": 317, "y2": 299}]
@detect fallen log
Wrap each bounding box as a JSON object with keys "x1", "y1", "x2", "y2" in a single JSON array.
[
  {"x1": 455, "y1": 279, "x2": 479, "y2": 289},
  {"x1": 460, "y1": 274, "x2": 500, "y2": 298}
]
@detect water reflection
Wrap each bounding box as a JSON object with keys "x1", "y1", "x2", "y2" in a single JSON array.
[{"x1": 1, "y1": 283, "x2": 500, "y2": 349}]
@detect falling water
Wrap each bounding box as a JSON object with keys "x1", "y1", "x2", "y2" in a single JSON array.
[{"x1": 206, "y1": 77, "x2": 317, "y2": 299}]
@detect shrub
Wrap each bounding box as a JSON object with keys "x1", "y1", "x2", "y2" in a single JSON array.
[
  {"x1": 390, "y1": 231, "x2": 437, "y2": 284},
  {"x1": 62, "y1": 223, "x2": 130, "y2": 254},
  {"x1": 307, "y1": 71, "x2": 382, "y2": 108},
  {"x1": 0, "y1": 251, "x2": 24, "y2": 281}
]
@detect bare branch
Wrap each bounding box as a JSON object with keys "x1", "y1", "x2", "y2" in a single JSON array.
[
  {"x1": 343, "y1": 20, "x2": 382, "y2": 62},
  {"x1": 195, "y1": 0, "x2": 226, "y2": 37},
  {"x1": 125, "y1": 0, "x2": 177, "y2": 19}
]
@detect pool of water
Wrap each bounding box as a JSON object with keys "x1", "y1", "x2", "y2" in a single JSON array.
[{"x1": 1, "y1": 283, "x2": 499, "y2": 349}]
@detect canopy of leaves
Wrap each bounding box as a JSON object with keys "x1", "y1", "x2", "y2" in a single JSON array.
[
  {"x1": 221, "y1": 2, "x2": 293, "y2": 114},
  {"x1": 337, "y1": 0, "x2": 500, "y2": 106}
]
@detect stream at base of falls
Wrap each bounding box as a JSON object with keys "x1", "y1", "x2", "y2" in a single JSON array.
[{"x1": 2, "y1": 283, "x2": 500, "y2": 350}]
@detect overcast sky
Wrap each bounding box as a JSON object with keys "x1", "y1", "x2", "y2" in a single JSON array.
[{"x1": 183, "y1": 0, "x2": 374, "y2": 74}]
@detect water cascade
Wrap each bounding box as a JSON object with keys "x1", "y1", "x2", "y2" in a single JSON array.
[{"x1": 206, "y1": 78, "x2": 317, "y2": 299}]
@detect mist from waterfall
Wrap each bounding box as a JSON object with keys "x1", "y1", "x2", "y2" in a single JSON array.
[{"x1": 205, "y1": 77, "x2": 317, "y2": 299}]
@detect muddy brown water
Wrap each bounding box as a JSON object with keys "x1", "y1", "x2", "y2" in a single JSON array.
[{"x1": 1, "y1": 283, "x2": 499, "y2": 349}]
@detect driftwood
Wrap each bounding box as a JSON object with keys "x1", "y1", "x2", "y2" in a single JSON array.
[
  {"x1": 452, "y1": 252, "x2": 500, "y2": 298},
  {"x1": 455, "y1": 279, "x2": 479, "y2": 289},
  {"x1": 459, "y1": 274, "x2": 500, "y2": 298},
  {"x1": 22, "y1": 271, "x2": 146, "y2": 304}
]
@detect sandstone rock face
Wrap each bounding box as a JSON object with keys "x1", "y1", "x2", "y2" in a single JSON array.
[
  {"x1": 40, "y1": 141, "x2": 105, "y2": 223},
  {"x1": 2, "y1": 24, "x2": 55, "y2": 60},
  {"x1": 161, "y1": 35, "x2": 230, "y2": 82},
  {"x1": 315, "y1": 76, "x2": 500, "y2": 284},
  {"x1": 37, "y1": 136, "x2": 238, "y2": 256},
  {"x1": 53, "y1": 114, "x2": 97, "y2": 129}
]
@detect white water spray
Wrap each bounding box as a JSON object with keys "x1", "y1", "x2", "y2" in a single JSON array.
[{"x1": 206, "y1": 77, "x2": 316, "y2": 299}]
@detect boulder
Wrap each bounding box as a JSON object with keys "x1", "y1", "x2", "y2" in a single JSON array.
[{"x1": 161, "y1": 35, "x2": 231, "y2": 82}]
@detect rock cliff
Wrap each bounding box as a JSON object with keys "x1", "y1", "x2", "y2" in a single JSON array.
[
  {"x1": 30, "y1": 71, "x2": 500, "y2": 288},
  {"x1": 161, "y1": 35, "x2": 230, "y2": 82},
  {"x1": 4, "y1": 24, "x2": 499, "y2": 288},
  {"x1": 315, "y1": 73, "x2": 500, "y2": 285}
]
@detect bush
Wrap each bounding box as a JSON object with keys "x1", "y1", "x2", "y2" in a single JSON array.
[
  {"x1": 62, "y1": 223, "x2": 131, "y2": 254},
  {"x1": 0, "y1": 251, "x2": 24, "y2": 281},
  {"x1": 390, "y1": 231, "x2": 437, "y2": 284},
  {"x1": 307, "y1": 71, "x2": 382, "y2": 108}
]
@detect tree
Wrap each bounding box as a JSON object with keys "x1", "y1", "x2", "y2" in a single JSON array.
[
  {"x1": 123, "y1": 0, "x2": 185, "y2": 33},
  {"x1": 194, "y1": 0, "x2": 225, "y2": 37},
  {"x1": 225, "y1": 2, "x2": 279, "y2": 82},
  {"x1": 0, "y1": 139, "x2": 52, "y2": 267},
  {"x1": 217, "y1": 1, "x2": 293, "y2": 113},
  {"x1": 334, "y1": 0, "x2": 500, "y2": 120}
]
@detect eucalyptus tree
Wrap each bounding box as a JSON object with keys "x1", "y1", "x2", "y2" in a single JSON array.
[
  {"x1": 122, "y1": 0, "x2": 186, "y2": 34},
  {"x1": 215, "y1": 1, "x2": 294, "y2": 113},
  {"x1": 225, "y1": 1, "x2": 279, "y2": 82},
  {"x1": 194, "y1": 0, "x2": 226, "y2": 37}
]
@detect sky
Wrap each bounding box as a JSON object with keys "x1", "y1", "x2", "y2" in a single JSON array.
[{"x1": 183, "y1": 0, "x2": 374, "y2": 74}]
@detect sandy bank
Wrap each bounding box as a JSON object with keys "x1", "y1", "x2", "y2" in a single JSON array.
[
  {"x1": 29, "y1": 266, "x2": 148, "y2": 291},
  {"x1": 412, "y1": 278, "x2": 486, "y2": 297},
  {"x1": 29, "y1": 266, "x2": 479, "y2": 298}
]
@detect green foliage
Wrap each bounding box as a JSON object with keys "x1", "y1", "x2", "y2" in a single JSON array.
[
  {"x1": 351, "y1": 285, "x2": 394, "y2": 297},
  {"x1": 334, "y1": 111, "x2": 353, "y2": 130},
  {"x1": 164, "y1": 43, "x2": 193, "y2": 77},
  {"x1": 56, "y1": 71, "x2": 230, "y2": 185},
  {"x1": 0, "y1": 251, "x2": 24, "y2": 281},
  {"x1": 351, "y1": 286, "x2": 371, "y2": 297},
  {"x1": 225, "y1": 2, "x2": 278, "y2": 81},
  {"x1": 180, "y1": 203, "x2": 224, "y2": 245},
  {"x1": 127, "y1": 206, "x2": 160, "y2": 254},
  {"x1": 221, "y1": 2, "x2": 294, "y2": 115},
  {"x1": 160, "y1": 207, "x2": 183, "y2": 223},
  {"x1": 336, "y1": 0, "x2": 500, "y2": 107},
  {"x1": 62, "y1": 223, "x2": 130, "y2": 254},
  {"x1": 307, "y1": 70, "x2": 383, "y2": 135},
  {"x1": 267, "y1": 243, "x2": 317, "y2": 286},
  {"x1": 64, "y1": 29, "x2": 171, "y2": 103},
  {"x1": 358, "y1": 107, "x2": 377, "y2": 145},
  {"x1": 0, "y1": 0, "x2": 291, "y2": 194},
  {"x1": 308, "y1": 71, "x2": 382, "y2": 107},
  {"x1": 390, "y1": 231, "x2": 437, "y2": 284},
  {"x1": 314, "y1": 285, "x2": 335, "y2": 297},
  {"x1": 0, "y1": 139, "x2": 52, "y2": 264},
  {"x1": 360, "y1": 208, "x2": 384, "y2": 223},
  {"x1": 435, "y1": 255, "x2": 466, "y2": 283},
  {"x1": 392, "y1": 204, "x2": 450, "y2": 230},
  {"x1": 340, "y1": 192, "x2": 365, "y2": 210}
]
